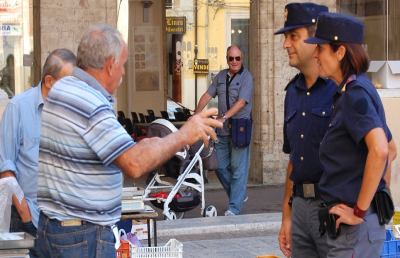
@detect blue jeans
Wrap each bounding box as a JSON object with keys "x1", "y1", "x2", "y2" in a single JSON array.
[
  {"x1": 36, "y1": 212, "x2": 116, "y2": 258},
  {"x1": 215, "y1": 135, "x2": 250, "y2": 214}
]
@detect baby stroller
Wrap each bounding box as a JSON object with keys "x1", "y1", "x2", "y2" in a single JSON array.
[{"x1": 143, "y1": 119, "x2": 218, "y2": 220}]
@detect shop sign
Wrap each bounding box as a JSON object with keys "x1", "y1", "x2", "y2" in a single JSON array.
[
  {"x1": 0, "y1": 0, "x2": 21, "y2": 12},
  {"x1": 0, "y1": 0, "x2": 22, "y2": 24},
  {"x1": 0, "y1": 24, "x2": 20, "y2": 35},
  {"x1": 193, "y1": 59, "x2": 209, "y2": 74},
  {"x1": 166, "y1": 16, "x2": 186, "y2": 34}
]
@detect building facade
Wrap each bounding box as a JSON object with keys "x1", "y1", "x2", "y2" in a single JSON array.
[{"x1": 5, "y1": 1, "x2": 400, "y2": 197}]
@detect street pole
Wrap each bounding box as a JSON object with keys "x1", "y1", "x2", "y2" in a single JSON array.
[{"x1": 194, "y1": 0, "x2": 198, "y2": 106}]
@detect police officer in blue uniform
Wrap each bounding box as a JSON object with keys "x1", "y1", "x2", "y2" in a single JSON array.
[
  {"x1": 305, "y1": 12, "x2": 397, "y2": 257},
  {"x1": 275, "y1": 3, "x2": 336, "y2": 257}
]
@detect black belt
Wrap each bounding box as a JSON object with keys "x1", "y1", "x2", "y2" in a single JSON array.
[{"x1": 293, "y1": 183, "x2": 320, "y2": 199}]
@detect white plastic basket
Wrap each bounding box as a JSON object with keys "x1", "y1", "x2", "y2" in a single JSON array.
[{"x1": 131, "y1": 239, "x2": 183, "y2": 258}]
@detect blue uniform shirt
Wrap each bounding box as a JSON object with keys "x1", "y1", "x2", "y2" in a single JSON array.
[
  {"x1": 0, "y1": 84, "x2": 43, "y2": 227},
  {"x1": 283, "y1": 74, "x2": 336, "y2": 183},
  {"x1": 319, "y1": 74, "x2": 391, "y2": 204}
]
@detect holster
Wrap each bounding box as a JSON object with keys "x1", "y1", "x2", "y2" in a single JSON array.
[
  {"x1": 372, "y1": 188, "x2": 394, "y2": 225},
  {"x1": 318, "y1": 204, "x2": 341, "y2": 239}
]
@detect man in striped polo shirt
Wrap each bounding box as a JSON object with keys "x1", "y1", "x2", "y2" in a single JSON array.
[{"x1": 35, "y1": 24, "x2": 221, "y2": 258}]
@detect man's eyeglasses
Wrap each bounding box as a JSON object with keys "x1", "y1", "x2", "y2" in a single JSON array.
[{"x1": 228, "y1": 56, "x2": 241, "y2": 62}]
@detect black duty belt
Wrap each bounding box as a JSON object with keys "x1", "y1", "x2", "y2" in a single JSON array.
[{"x1": 293, "y1": 183, "x2": 320, "y2": 199}]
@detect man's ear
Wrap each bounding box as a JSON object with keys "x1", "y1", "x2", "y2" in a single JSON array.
[
  {"x1": 105, "y1": 57, "x2": 114, "y2": 76},
  {"x1": 43, "y1": 75, "x2": 55, "y2": 89},
  {"x1": 336, "y1": 45, "x2": 346, "y2": 62}
]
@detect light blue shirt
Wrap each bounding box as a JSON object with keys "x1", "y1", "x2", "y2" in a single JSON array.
[
  {"x1": 0, "y1": 84, "x2": 43, "y2": 228},
  {"x1": 38, "y1": 68, "x2": 134, "y2": 226}
]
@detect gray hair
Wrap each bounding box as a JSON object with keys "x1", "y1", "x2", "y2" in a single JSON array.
[
  {"x1": 77, "y1": 24, "x2": 125, "y2": 70},
  {"x1": 226, "y1": 45, "x2": 243, "y2": 57},
  {"x1": 42, "y1": 48, "x2": 76, "y2": 82}
]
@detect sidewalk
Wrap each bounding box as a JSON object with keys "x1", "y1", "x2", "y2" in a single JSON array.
[
  {"x1": 157, "y1": 212, "x2": 281, "y2": 237},
  {"x1": 156, "y1": 213, "x2": 283, "y2": 258},
  {"x1": 129, "y1": 174, "x2": 285, "y2": 257}
]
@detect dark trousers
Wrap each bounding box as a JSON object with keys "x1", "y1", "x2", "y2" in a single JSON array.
[
  {"x1": 326, "y1": 212, "x2": 385, "y2": 258},
  {"x1": 292, "y1": 197, "x2": 329, "y2": 258},
  {"x1": 10, "y1": 206, "x2": 38, "y2": 258}
]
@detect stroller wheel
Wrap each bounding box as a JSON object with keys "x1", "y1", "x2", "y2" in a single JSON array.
[
  {"x1": 166, "y1": 211, "x2": 176, "y2": 220},
  {"x1": 164, "y1": 211, "x2": 184, "y2": 220},
  {"x1": 164, "y1": 211, "x2": 185, "y2": 220},
  {"x1": 203, "y1": 205, "x2": 218, "y2": 217},
  {"x1": 176, "y1": 212, "x2": 185, "y2": 219}
]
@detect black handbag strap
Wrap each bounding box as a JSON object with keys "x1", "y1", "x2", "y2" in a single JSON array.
[
  {"x1": 225, "y1": 72, "x2": 253, "y2": 120},
  {"x1": 225, "y1": 72, "x2": 237, "y2": 110}
]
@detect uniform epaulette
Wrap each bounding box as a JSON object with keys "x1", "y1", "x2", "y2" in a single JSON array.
[{"x1": 284, "y1": 73, "x2": 301, "y2": 91}]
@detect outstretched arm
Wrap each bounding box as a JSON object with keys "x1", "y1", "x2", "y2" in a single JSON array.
[{"x1": 114, "y1": 108, "x2": 222, "y2": 178}]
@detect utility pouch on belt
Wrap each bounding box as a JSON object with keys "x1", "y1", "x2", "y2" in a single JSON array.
[
  {"x1": 372, "y1": 188, "x2": 394, "y2": 225},
  {"x1": 318, "y1": 204, "x2": 341, "y2": 239}
]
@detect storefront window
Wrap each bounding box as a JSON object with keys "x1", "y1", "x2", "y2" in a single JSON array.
[
  {"x1": 231, "y1": 18, "x2": 249, "y2": 68},
  {"x1": 0, "y1": 0, "x2": 34, "y2": 98},
  {"x1": 338, "y1": 0, "x2": 400, "y2": 89}
]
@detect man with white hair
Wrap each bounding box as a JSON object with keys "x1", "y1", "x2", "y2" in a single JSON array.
[{"x1": 35, "y1": 24, "x2": 221, "y2": 258}]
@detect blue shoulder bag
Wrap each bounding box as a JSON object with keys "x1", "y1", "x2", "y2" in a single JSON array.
[{"x1": 225, "y1": 72, "x2": 252, "y2": 148}]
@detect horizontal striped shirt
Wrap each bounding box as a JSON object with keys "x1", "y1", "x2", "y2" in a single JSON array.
[{"x1": 37, "y1": 68, "x2": 134, "y2": 226}]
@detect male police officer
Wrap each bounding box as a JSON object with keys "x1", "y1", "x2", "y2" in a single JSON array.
[{"x1": 274, "y1": 3, "x2": 336, "y2": 257}]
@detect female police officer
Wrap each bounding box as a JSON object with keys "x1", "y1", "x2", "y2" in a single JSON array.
[{"x1": 305, "y1": 12, "x2": 396, "y2": 257}]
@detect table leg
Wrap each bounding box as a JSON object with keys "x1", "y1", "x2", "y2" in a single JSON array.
[
  {"x1": 147, "y1": 219, "x2": 151, "y2": 247},
  {"x1": 153, "y1": 219, "x2": 157, "y2": 246}
]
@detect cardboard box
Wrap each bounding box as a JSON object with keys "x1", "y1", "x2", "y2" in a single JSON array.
[{"x1": 131, "y1": 219, "x2": 152, "y2": 240}]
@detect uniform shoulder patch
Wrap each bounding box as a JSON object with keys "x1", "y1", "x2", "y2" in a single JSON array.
[
  {"x1": 346, "y1": 84, "x2": 371, "y2": 115},
  {"x1": 353, "y1": 97, "x2": 369, "y2": 115}
]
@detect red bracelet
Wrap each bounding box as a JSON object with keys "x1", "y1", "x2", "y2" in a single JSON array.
[{"x1": 353, "y1": 204, "x2": 367, "y2": 219}]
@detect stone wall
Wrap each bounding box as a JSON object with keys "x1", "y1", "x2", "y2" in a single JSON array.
[
  {"x1": 40, "y1": 0, "x2": 117, "y2": 65},
  {"x1": 249, "y1": 0, "x2": 336, "y2": 185}
]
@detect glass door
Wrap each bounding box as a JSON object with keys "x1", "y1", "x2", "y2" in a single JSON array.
[{"x1": 0, "y1": 0, "x2": 34, "y2": 98}]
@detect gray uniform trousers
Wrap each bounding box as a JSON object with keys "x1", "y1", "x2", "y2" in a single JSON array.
[
  {"x1": 292, "y1": 197, "x2": 328, "y2": 258},
  {"x1": 326, "y1": 211, "x2": 385, "y2": 258}
]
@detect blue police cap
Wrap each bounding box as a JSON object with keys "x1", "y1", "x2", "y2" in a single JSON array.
[
  {"x1": 274, "y1": 3, "x2": 328, "y2": 35},
  {"x1": 305, "y1": 12, "x2": 364, "y2": 44}
]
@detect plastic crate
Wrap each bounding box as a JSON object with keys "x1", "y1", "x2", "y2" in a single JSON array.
[
  {"x1": 131, "y1": 239, "x2": 183, "y2": 258},
  {"x1": 381, "y1": 229, "x2": 400, "y2": 258}
]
